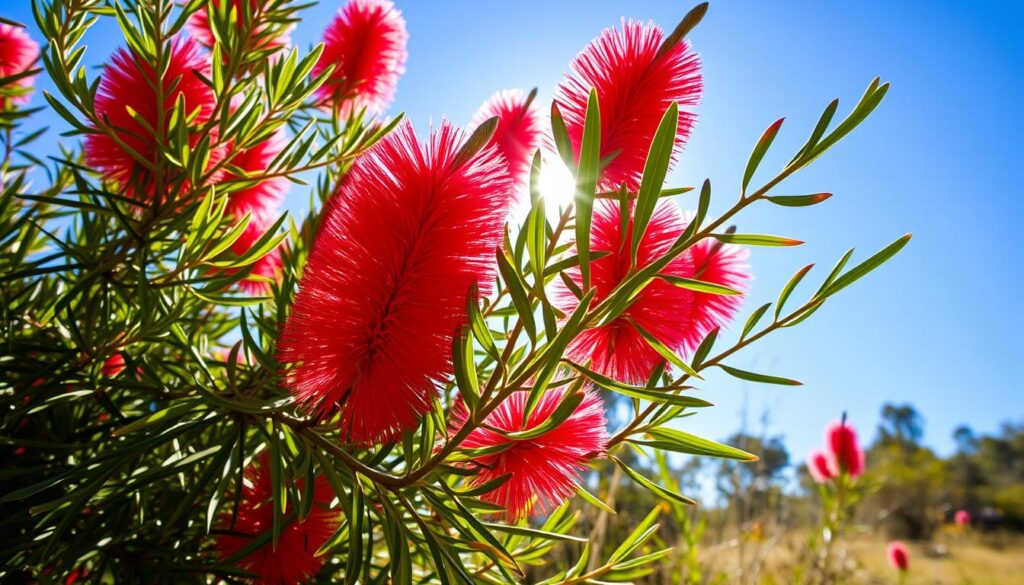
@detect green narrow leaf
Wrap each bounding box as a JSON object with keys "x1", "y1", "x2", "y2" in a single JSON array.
[
  {"x1": 496, "y1": 250, "x2": 536, "y2": 340},
  {"x1": 741, "y1": 302, "x2": 772, "y2": 341},
  {"x1": 775, "y1": 264, "x2": 814, "y2": 319},
  {"x1": 656, "y1": 2, "x2": 709, "y2": 57},
  {"x1": 630, "y1": 319, "x2": 700, "y2": 378},
  {"x1": 742, "y1": 118, "x2": 784, "y2": 195},
  {"x1": 550, "y1": 102, "x2": 575, "y2": 170},
  {"x1": 711, "y1": 233, "x2": 803, "y2": 247},
  {"x1": 574, "y1": 88, "x2": 601, "y2": 291},
  {"x1": 638, "y1": 427, "x2": 759, "y2": 461},
  {"x1": 658, "y1": 273, "x2": 742, "y2": 296},
  {"x1": 576, "y1": 484, "x2": 615, "y2": 514},
  {"x1": 612, "y1": 456, "x2": 696, "y2": 506},
  {"x1": 567, "y1": 361, "x2": 711, "y2": 408},
  {"x1": 452, "y1": 325, "x2": 479, "y2": 407},
  {"x1": 767, "y1": 193, "x2": 833, "y2": 207},
  {"x1": 609, "y1": 507, "x2": 661, "y2": 563},
  {"x1": 718, "y1": 364, "x2": 802, "y2": 386},
  {"x1": 452, "y1": 116, "x2": 498, "y2": 169},
  {"x1": 632, "y1": 102, "x2": 679, "y2": 264},
  {"x1": 821, "y1": 234, "x2": 911, "y2": 298}
]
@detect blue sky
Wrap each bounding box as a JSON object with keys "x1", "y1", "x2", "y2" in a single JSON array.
[{"x1": 5, "y1": 1, "x2": 1022, "y2": 467}]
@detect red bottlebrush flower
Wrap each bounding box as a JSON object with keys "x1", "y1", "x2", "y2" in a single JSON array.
[
  {"x1": 216, "y1": 455, "x2": 338, "y2": 585},
  {"x1": 101, "y1": 353, "x2": 126, "y2": 378},
  {"x1": 85, "y1": 37, "x2": 218, "y2": 203},
  {"x1": 553, "y1": 200, "x2": 749, "y2": 384},
  {"x1": 277, "y1": 120, "x2": 513, "y2": 446},
  {"x1": 887, "y1": 540, "x2": 910, "y2": 572},
  {"x1": 187, "y1": 0, "x2": 292, "y2": 52},
  {"x1": 470, "y1": 89, "x2": 544, "y2": 189},
  {"x1": 224, "y1": 128, "x2": 290, "y2": 223},
  {"x1": 449, "y1": 388, "x2": 608, "y2": 521},
  {"x1": 955, "y1": 510, "x2": 971, "y2": 526},
  {"x1": 230, "y1": 213, "x2": 284, "y2": 295},
  {"x1": 0, "y1": 23, "x2": 40, "y2": 108},
  {"x1": 312, "y1": 0, "x2": 408, "y2": 115},
  {"x1": 554, "y1": 19, "x2": 701, "y2": 191},
  {"x1": 807, "y1": 450, "x2": 835, "y2": 484},
  {"x1": 825, "y1": 420, "x2": 865, "y2": 478}
]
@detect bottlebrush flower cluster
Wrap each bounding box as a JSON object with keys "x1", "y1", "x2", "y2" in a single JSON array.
[
  {"x1": 312, "y1": 0, "x2": 408, "y2": 115},
  {"x1": 555, "y1": 200, "x2": 749, "y2": 384},
  {"x1": 85, "y1": 37, "x2": 218, "y2": 203},
  {"x1": 277, "y1": 120, "x2": 514, "y2": 445},
  {"x1": 0, "y1": 23, "x2": 40, "y2": 108},
  {"x1": 449, "y1": 388, "x2": 608, "y2": 520},
  {"x1": 554, "y1": 19, "x2": 702, "y2": 191},
  {"x1": 886, "y1": 540, "x2": 910, "y2": 572},
  {"x1": 807, "y1": 417, "x2": 866, "y2": 483},
  {"x1": 215, "y1": 456, "x2": 338, "y2": 585},
  {"x1": 470, "y1": 89, "x2": 545, "y2": 189}
]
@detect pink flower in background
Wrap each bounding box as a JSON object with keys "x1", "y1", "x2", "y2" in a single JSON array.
[
  {"x1": 229, "y1": 214, "x2": 284, "y2": 295},
  {"x1": 215, "y1": 455, "x2": 338, "y2": 585},
  {"x1": 470, "y1": 89, "x2": 544, "y2": 189},
  {"x1": 187, "y1": 0, "x2": 292, "y2": 52},
  {"x1": 554, "y1": 200, "x2": 748, "y2": 384},
  {"x1": 85, "y1": 38, "x2": 218, "y2": 202},
  {"x1": 807, "y1": 450, "x2": 835, "y2": 484},
  {"x1": 887, "y1": 540, "x2": 909, "y2": 571},
  {"x1": 554, "y1": 19, "x2": 702, "y2": 191},
  {"x1": 277, "y1": 120, "x2": 513, "y2": 446},
  {"x1": 825, "y1": 419, "x2": 865, "y2": 478},
  {"x1": 955, "y1": 509, "x2": 971, "y2": 526},
  {"x1": 448, "y1": 388, "x2": 608, "y2": 521},
  {"x1": 224, "y1": 128, "x2": 290, "y2": 223},
  {"x1": 0, "y1": 23, "x2": 40, "y2": 107},
  {"x1": 313, "y1": 0, "x2": 408, "y2": 115}
]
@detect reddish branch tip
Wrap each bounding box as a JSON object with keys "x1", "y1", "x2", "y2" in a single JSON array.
[
  {"x1": 215, "y1": 455, "x2": 339, "y2": 585},
  {"x1": 554, "y1": 19, "x2": 702, "y2": 191},
  {"x1": 85, "y1": 37, "x2": 219, "y2": 203},
  {"x1": 277, "y1": 119, "x2": 513, "y2": 446},
  {"x1": 554, "y1": 200, "x2": 749, "y2": 384},
  {"x1": 449, "y1": 388, "x2": 608, "y2": 521},
  {"x1": 0, "y1": 23, "x2": 40, "y2": 108},
  {"x1": 313, "y1": 0, "x2": 408, "y2": 115},
  {"x1": 469, "y1": 89, "x2": 544, "y2": 191}
]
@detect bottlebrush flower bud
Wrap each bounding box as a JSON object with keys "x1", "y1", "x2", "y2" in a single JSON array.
[
  {"x1": 0, "y1": 23, "x2": 40, "y2": 108},
  {"x1": 825, "y1": 420, "x2": 865, "y2": 478},
  {"x1": 85, "y1": 37, "x2": 219, "y2": 203},
  {"x1": 807, "y1": 450, "x2": 835, "y2": 484},
  {"x1": 887, "y1": 540, "x2": 910, "y2": 571},
  {"x1": 277, "y1": 119, "x2": 513, "y2": 446},
  {"x1": 101, "y1": 353, "x2": 126, "y2": 378},
  {"x1": 449, "y1": 388, "x2": 608, "y2": 521},
  {"x1": 554, "y1": 200, "x2": 749, "y2": 384},
  {"x1": 215, "y1": 455, "x2": 338, "y2": 585},
  {"x1": 955, "y1": 509, "x2": 971, "y2": 526},
  {"x1": 469, "y1": 89, "x2": 544, "y2": 190},
  {"x1": 312, "y1": 0, "x2": 408, "y2": 115},
  {"x1": 554, "y1": 19, "x2": 701, "y2": 191}
]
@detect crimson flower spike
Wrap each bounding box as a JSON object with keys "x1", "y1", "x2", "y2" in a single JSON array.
[
  {"x1": 448, "y1": 387, "x2": 608, "y2": 521},
  {"x1": 554, "y1": 200, "x2": 749, "y2": 384},
  {"x1": 553, "y1": 6, "x2": 704, "y2": 191},
  {"x1": 469, "y1": 88, "x2": 544, "y2": 191},
  {"x1": 278, "y1": 119, "x2": 513, "y2": 446},
  {"x1": 215, "y1": 455, "x2": 338, "y2": 585},
  {"x1": 85, "y1": 37, "x2": 219, "y2": 203},
  {"x1": 312, "y1": 0, "x2": 408, "y2": 115},
  {"x1": 825, "y1": 418, "x2": 866, "y2": 478},
  {"x1": 0, "y1": 23, "x2": 40, "y2": 109}
]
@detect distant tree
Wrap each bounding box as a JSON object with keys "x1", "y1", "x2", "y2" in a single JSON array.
[{"x1": 878, "y1": 403, "x2": 925, "y2": 449}]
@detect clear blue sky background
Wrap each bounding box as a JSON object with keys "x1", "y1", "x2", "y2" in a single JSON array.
[{"x1": 5, "y1": 1, "x2": 1022, "y2": 470}]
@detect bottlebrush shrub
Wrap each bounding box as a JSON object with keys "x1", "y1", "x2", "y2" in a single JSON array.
[{"x1": 0, "y1": 2, "x2": 909, "y2": 584}]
